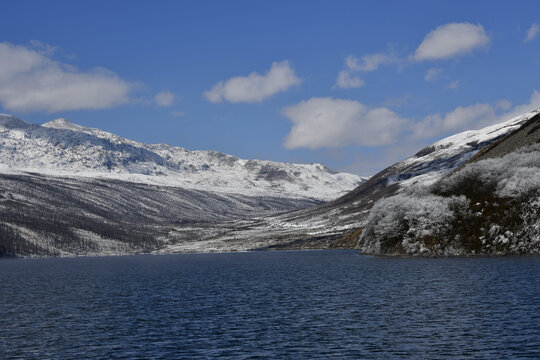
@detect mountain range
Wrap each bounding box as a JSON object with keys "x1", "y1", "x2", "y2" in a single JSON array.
[
  {"x1": 1, "y1": 109, "x2": 539, "y2": 257},
  {"x1": 0, "y1": 114, "x2": 363, "y2": 200},
  {"x1": 0, "y1": 114, "x2": 363, "y2": 256},
  {"x1": 172, "y1": 108, "x2": 540, "y2": 255}
]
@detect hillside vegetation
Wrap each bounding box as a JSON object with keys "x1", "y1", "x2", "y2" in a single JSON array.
[{"x1": 358, "y1": 113, "x2": 540, "y2": 256}]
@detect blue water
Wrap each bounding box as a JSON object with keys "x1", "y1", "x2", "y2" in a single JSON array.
[{"x1": 1, "y1": 251, "x2": 539, "y2": 359}]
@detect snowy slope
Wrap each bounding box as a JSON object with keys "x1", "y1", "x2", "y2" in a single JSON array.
[
  {"x1": 0, "y1": 114, "x2": 365, "y2": 201},
  {"x1": 196, "y1": 108, "x2": 540, "y2": 253},
  {"x1": 394, "y1": 110, "x2": 539, "y2": 188},
  {"x1": 322, "y1": 109, "x2": 538, "y2": 215},
  {"x1": 1, "y1": 109, "x2": 538, "y2": 257},
  {"x1": 358, "y1": 110, "x2": 540, "y2": 256},
  {"x1": 0, "y1": 171, "x2": 323, "y2": 257}
]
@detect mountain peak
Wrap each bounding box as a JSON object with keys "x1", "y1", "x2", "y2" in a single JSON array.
[
  {"x1": 42, "y1": 118, "x2": 86, "y2": 131},
  {"x1": 0, "y1": 115, "x2": 365, "y2": 200}
]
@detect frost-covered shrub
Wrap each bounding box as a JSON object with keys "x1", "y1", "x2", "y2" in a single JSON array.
[
  {"x1": 436, "y1": 144, "x2": 540, "y2": 199},
  {"x1": 359, "y1": 144, "x2": 540, "y2": 256},
  {"x1": 359, "y1": 192, "x2": 468, "y2": 255},
  {"x1": 496, "y1": 165, "x2": 540, "y2": 198},
  {"x1": 505, "y1": 196, "x2": 540, "y2": 254}
]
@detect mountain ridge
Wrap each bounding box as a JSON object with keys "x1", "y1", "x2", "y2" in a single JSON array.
[
  {"x1": 192, "y1": 108, "x2": 540, "y2": 254},
  {"x1": 2, "y1": 109, "x2": 539, "y2": 257},
  {"x1": 356, "y1": 110, "x2": 540, "y2": 256},
  {"x1": 0, "y1": 114, "x2": 365, "y2": 201}
]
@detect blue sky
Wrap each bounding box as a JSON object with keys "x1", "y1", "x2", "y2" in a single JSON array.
[{"x1": 1, "y1": 0, "x2": 539, "y2": 175}]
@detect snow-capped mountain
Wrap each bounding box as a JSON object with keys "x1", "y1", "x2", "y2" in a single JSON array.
[
  {"x1": 3, "y1": 109, "x2": 539, "y2": 257},
  {"x1": 384, "y1": 110, "x2": 537, "y2": 188},
  {"x1": 0, "y1": 114, "x2": 364, "y2": 201},
  {"x1": 194, "y1": 108, "x2": 540, "y2": 254}
]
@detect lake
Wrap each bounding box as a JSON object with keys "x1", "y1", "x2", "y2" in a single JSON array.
[{"x1": 1, "y1": 250, "x2": 539, "y2": 359}]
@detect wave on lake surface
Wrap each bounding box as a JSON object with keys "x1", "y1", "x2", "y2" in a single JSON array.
[{"x1": 1, "y1": 251, "x2": 539, "y2": 359}]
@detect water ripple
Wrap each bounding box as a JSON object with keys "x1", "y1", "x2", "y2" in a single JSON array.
[{"x1": 1, "y1": 251, "x2": 539, "y2": 359}]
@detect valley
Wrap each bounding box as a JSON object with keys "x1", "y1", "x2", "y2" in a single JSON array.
[{"x1": 1, "y1": 110, "x2": 540, "y2": 257}]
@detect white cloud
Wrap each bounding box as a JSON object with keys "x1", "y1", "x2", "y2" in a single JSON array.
[
  {"x1": 203, "y1": 61, "x2": 301, "y2": 103},
  {"x1": 524, "y1": 23, "x2": 540, "y2": 42},
  {"x1": 155, "y1": 91, "x2": 174, "y2": 106},
  {"x1": 424, "y1": 67, "x2": 443, "y2": 82},
  {"x1": 342, "y1": 91, "x2": 540, "y2": 175},
  {"x1": 495, "y1": 99, "x2": 512, "y2": 110},
  {"x1": 346, "y1": 53, "x2": 395, "y2": 72},
  {"x1": 282, "y1": 90, "x2": 540, "y2": 161},
  {"x1": 282, "y1": 97, "x2": 407, "y2": 149},
  {"x1": 335, "y1": 71, "x2": 364, "y2": 89},
  {"x1": 413, "y1": 104, "x2": 495, "y2": 139},
  {"x1": 335, "y1": 52, "x2": 397, "y2": 90},
  {"x1": 413, "y1": 90, "x2": 540, "y2": 139},
  {"x1": 444, "y1": 103, "x2": 495, "y2": 129},
  {"x1": 500, "y1": 90, "x2": 540, "y2": 119},
  {"x1": 171, "y1": 110, "x2": 185, "y2": 117},
  {"x1": 28, "y1": 40, "x2": 59, "y2": 56},
  {"x1": 0, "y1": 42, "x2": 132, "y2": 113},
  {"x1": 414, "y1": 23, "x2": 490, "y2": 61}
]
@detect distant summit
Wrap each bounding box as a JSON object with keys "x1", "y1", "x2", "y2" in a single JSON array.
[
  {"x1": 1, "y1": 110, "x2": 539, "y2": 257},
  {"x1": 42, "y1": 118, "x2": 85, "y2": 130},
  {"x1": 0, "y1": 115, "x2": 365, "y2": 201}
]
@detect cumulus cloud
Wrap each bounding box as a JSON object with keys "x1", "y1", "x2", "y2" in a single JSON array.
[
  {"x1": 424, "y1": 67, "x2": 443, "y2": 82},
  {"x1": 28, "y1": 40, "x2": 59, "y2": 56},
  {"x1": 524, "y1": 23, "x2": 540, "y2": 43},
  {"x1": 413, "y1": 90, "x2": 540, "y2": 139},
  {"x1": 413, "y1": 104, "x2": 495, "y2": 139},
  {"x1": 282, "y1": 91, "x2": 540, "y2": 175},
  {"x1": 496, "y1": 99, "x2": 512, "y2": 111},
  {"x1": 203, "y1": 61, "x2": 301, "y2": 103},
  {"x1": 500, "y1": 90, "x2": 540, "y2": 119},
  {"x1": 334, "y1": 52, "x2": 398, "y2": 90},
  {"x1": 0, "y1": 42, "x2": 132, "y2": 113},
  {"x1": 413, "y1": 23, "x2": 490, "y2": 61},
  {"x1": 336, "y1": 23, "x2": 489, "y2": 87},
  {"x1": 334, "y1": 71, "x2": 365, "y2": 89},
  {"x1": 282, "y1": 97, "x2": 407, "y2": 149},
  {"x1": 154, "y1": 91, "x2": 174, "y2": 106},
  {"x1": 339, "y1": 91, "x2": 540, "y2": 175}
]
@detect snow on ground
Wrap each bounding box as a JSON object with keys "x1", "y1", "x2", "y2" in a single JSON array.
[{"x1": 395, "y1": 109, "x2": 539, "y2": 189}]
